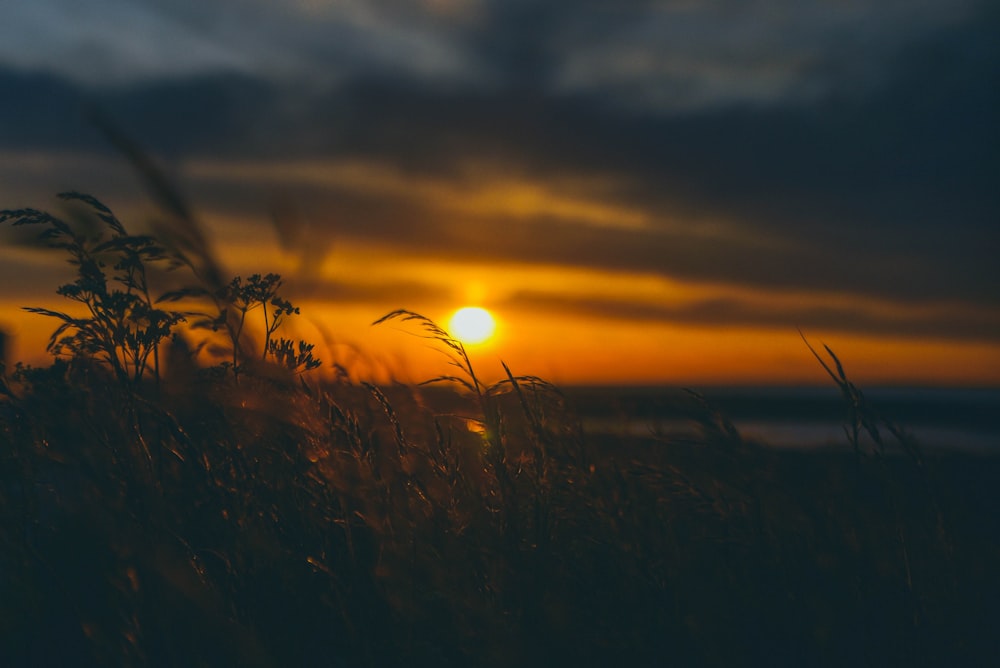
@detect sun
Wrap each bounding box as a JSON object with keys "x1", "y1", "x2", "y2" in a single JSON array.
[{"x1": 449, "y1": 307, "x2": 496, "y2": 345}]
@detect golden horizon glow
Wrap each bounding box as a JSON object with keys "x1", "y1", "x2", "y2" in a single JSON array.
[
  {"x1": 448, "y1": 306, "x2": 496, "y2": 345},
  {"x1": 3, "y1": 296, "x2": 999, "y2": 388},
  {"x1": 0, "y1": 178, "x2": 996, "y2": 388}
]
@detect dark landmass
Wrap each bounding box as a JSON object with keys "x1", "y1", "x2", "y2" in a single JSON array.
[{"x1": 3, "y1": 366, "x2": 999, "y2": 667}]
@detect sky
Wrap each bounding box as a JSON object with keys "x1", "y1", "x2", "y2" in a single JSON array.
[{"x1": 0, "y1": 0, "x2": 998, "y2": 386}]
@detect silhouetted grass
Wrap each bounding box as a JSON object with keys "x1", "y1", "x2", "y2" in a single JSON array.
[{"x1": 1, "y1": 197, "x2": 998, "y2": 667}]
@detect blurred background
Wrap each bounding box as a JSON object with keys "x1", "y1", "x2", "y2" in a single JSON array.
[{"x1": 1, "y1": 0, "x2": 998, "y2": 388}]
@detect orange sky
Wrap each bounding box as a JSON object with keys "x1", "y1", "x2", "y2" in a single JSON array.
[
  {"x1": 2, "y1": 193, "x2": 997, "y2": 387},
  {"x1": 9, "y1": 293, "x2": 997, "y2": 388}
]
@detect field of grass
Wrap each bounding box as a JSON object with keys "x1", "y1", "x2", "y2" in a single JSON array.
[{"x1": 2, "y1": 195, "x2": 998, "y2": 666}]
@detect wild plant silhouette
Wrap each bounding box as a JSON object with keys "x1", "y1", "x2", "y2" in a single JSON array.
[{"x1": 0, "y1": 195, "x2": 997, "y2": 667}]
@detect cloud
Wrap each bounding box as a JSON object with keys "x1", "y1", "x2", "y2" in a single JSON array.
[
  {"x1": 0, "y1": 1, "x2": 996, "y2": 349},
  {"x1": 171, "y1": 151, "x2": 995, "y2": 312},
  {"x1": 546, "y1": 0, "x2": 985, "y2": 111},
  {"x1": 3, "y1": 0, "x2": 986, "y2": 102},
  {"x1": 0, "y1": 1, "x2": 257, "y2": 84},
  {"x1": 503, "y1": 290, "x2": 1000, "y2": 342},
  {"x1": 0, "y1": 0, "x2": 482, "y2": 85},
  {"x1": 290, "y1": 276, "x2": 445, "y2": 306},
  {"x1": 185, "y1": 158, "x2": 651, "y2": 231}
]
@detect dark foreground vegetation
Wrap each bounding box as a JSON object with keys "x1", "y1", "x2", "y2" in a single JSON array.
[{"x1": 1, "y1": 195, "x2": 998, "y2": 667}]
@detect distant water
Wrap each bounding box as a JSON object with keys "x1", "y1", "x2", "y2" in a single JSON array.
[{"x1": 567, "y1": 386, "x2": 1000, "y2": 453}]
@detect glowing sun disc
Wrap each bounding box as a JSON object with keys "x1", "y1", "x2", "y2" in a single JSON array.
[{"x1": 449, "y1": 307, "x2": 496, "y2": 344}]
